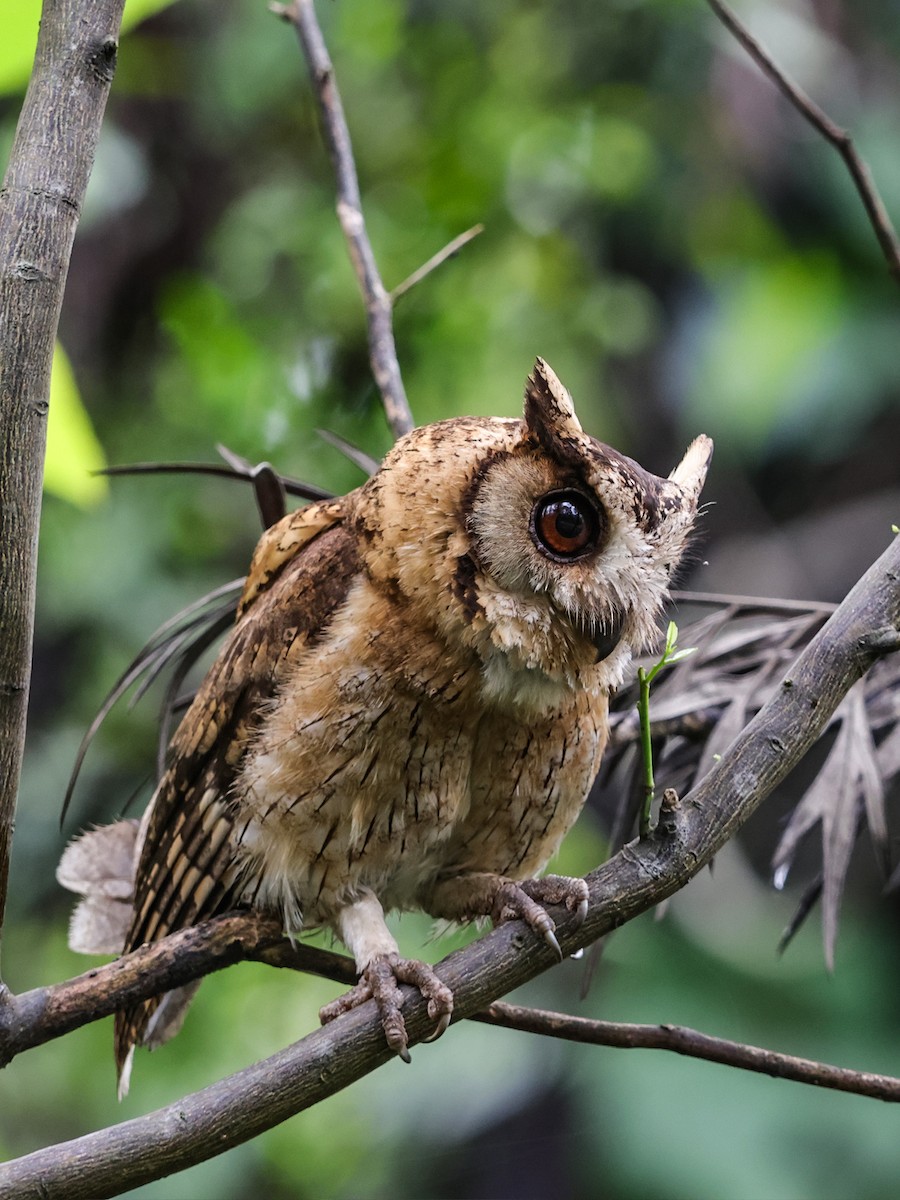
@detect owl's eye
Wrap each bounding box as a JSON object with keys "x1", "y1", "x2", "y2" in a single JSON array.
[{"x1": 531, "y1": 490, "x2": 602, "y2": 560}]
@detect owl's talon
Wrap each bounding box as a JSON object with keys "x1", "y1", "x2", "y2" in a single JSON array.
[
  {"x1": 391, "y1": 954, "x2": 454, "y2": 1046},
  {"x1": 522, "y1": 875, "x2": 590, "y2": 928},
  {"x1": 423, "y1": 1008, "x2": 452, "y2": 1043},
  {"x1": 491, "y1": 875, "x2": 589, "y2": 959},
  {"x1": 319, "y1": 953, "x2": 452, "y2": 1062},
  {"x1": 542, "y1": 926, "x2": 563, "y2": 962},
  {"x1": 491, "y1": 880, "x2": 561, "y2": 958}
]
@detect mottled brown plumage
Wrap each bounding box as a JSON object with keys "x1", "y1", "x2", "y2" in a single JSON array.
[{"x1": 58, "y1": 359, "x2": 711, "y2": 1093}]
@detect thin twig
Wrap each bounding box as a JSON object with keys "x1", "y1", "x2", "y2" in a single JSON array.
[
  {"x1": 99, "y1": 461, "x2": 330, "y2": 502},
  {"x1": 273, "y1": 0, "x2": 414, "y2": 439},
  {"x1": 391, "y1": 223, "x2": 485, "y2": 301},
  {"x1": 707, "y1": 0, "x2": 900, "y2": 283},
  {"x1": 475, "y1": 1001, "x2": 900, "y2": 1102},
  {"x1": 672, "y1": 590, "x2": 837, "y2": 616}
]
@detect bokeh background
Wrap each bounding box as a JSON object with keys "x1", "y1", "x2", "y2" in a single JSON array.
[{"x1": 2, "y1": 0, "x2": 900, "y2": 1196}]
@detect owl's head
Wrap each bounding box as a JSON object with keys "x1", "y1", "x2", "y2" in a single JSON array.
[{"x1": 359, "y1": 359, "x2": 712, "y2": 708}]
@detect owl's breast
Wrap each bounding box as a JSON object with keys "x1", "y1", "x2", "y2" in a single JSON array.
[
  {"x1": 433, "y1": 683, "x2": 608, "y2": 884},
  {"x1": 231, "y1": 575, "x2": 483, "y2": 927}
]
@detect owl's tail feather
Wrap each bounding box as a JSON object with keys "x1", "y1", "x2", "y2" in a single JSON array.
[
  {"x1": 57, "y1": 821, "x2": 207, "y2": 1097},
  {"x1": 115, "y1": 982, "x2": 201, "y2": 1099},
  {"x1": 111, "y1": 791, "x2": 248, "y2": 1090},
  {"x1": 56, "y1": 820, "x2": 140, "y2": 956}
]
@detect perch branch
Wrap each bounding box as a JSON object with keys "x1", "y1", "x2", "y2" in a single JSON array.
[
  {"x1": 0, "y1": 0, "x2": 126, "y2": 964},
  {"x1": 475, "y1": 1002, "x2": 900, "y2": 1103},
  {"x1": 274, "y1": 0, "x2": 414, "y2": 439},
  {"x1": 1, "y1": 531, "x2": 897, "y2": 1197},
  {"x1": 0, "y1": 914, "x2": 351, "y2": 1064},
  {"x1": 706, "y1": 0, "x2": 900, "y2": 282},
  {"x1": 6, "y1": 916, "x2": 898, "y2": 1107}
]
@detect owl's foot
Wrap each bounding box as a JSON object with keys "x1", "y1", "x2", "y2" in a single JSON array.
[
  {"x1": 491, "y1": 875, "x2": 590, "y2": 961},
  {"x1": 522, "y1": 874, "x2": 590, "y2": 924},
  {"x1": 319, "y1": 953, "x2": 453, "y2": 1063}
]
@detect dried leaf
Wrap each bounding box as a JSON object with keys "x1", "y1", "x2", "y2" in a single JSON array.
[
  {"x1": 62, "y1": 581, "x2": 243, "y2": 826},
  {"x1": 599, "y1": 590, "x2": 900, "y2": 966},
  {"x1": 316, "y1": 428, "x2": 380, "y2": 477},
  {"x1": 770, "y1": 684, "x2": 884, "y2": 968},
  {"x1": 777, "y1": 873, "x2": 823, "y2": 954},
  {"x1": 876, "y1": 721, "x2": 900, "y2": 782},
  {"x1": 693, "y1": 675, "x2": 758, "y2": 782}
]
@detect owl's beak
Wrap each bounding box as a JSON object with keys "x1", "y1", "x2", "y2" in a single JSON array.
[{"x1": 591, "y1": 608, "x2": 626, "y2": 663}]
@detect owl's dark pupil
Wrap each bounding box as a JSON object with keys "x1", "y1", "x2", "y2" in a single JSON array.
[
  {"x1": 554, "y1": 501, "x2": 583, "y2": 538},
  {"x1": 532, "y1": 489, "x2": 601, "y2": 559}
]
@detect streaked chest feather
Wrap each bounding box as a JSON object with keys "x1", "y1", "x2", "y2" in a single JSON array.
[{"x1": 230, "y1": 577, "x2": 605, "y2": 926}]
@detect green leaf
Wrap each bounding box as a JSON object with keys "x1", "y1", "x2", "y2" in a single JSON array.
[
  {"x1": 45, "y1": 344, "x2": 107, "y2": 507},
  {"x1": 667, "y1": 646, "x2": 698, "y2": 665},
  {"x1": 0, "y1": 0, "x2": 180, "y2": 95}
]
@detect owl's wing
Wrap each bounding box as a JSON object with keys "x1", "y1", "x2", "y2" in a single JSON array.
[{"x1": 115, "y1": 494, "x2": 359, "y2": 1079}]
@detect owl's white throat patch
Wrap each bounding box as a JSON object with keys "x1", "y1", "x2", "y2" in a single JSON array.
[
  {"x1": 471, "y1": 578, "x2": 611, "y2": 712},
  {"x1": 478, "y1": 650, "x2": 572, "y2": 712}
]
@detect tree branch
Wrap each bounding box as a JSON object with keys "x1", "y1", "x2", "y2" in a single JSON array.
[
  {"x1": 474, "y1": 1001, "x2": 900, "y2": 1103},
  {"x1": 273, "y1": 0, "x2": 415, "y2": 440},
  {"x1": 1, "y1": 531, "x2": 897, "y2": 1197},
  {"x1": 3, "y1": 915, "x2": 286, "y2": 1063},
  {"x1": 706, "y1": 0, "x2": 900, "y2": 283},
  {"x1": 0, "y1": 0, "x2": 126, "y2": 966}
]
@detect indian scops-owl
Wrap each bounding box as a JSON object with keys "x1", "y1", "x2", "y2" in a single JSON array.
[{"x1": 58, "y1": 359, "x2": 712, "y2": 1093}]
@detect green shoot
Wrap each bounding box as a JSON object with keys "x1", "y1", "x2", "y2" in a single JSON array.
[{"x1": 637, "y1": 621, "x2": 696, "y2": 839}]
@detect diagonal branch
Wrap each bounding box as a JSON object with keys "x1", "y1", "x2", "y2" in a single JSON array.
[
  {"x1": 2, "y1": 531, "x2": 898, "y2": 1198},
  {"x1": 0, "y1": 0, "x2": 126, "y2": 966},
  {"x1": 707, "y1": 0, "x2": 900, "y2": 283},
  {"x1": 274, "y1": 0, "x2": 414, "y2": 439}
]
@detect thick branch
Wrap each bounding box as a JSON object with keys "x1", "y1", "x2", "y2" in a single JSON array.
[
  {"x1": 475, "y1": 1002, "x2": 900, "y2": 1103},
  {"x1": 707, "y1": 0, "x2": 900, "y2": 282},
  {"x1": 0, "y1": 0, "x2": 126, "y2": 965},
  {"x1": 275, "y1": 0, "x2": 414, "y2": 439},
  {"x1": 0, "y1": 914, "x2": 356, "y2": 1064},
  {"x1": 2, "y1": 533, "x2": 897, "y2": 1197},
  {"x1": 2, "y1": 915, "x2": 288, "y2": 1064}
]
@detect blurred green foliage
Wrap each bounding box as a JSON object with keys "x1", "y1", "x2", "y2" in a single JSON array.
[
  {"x1": 2, "y1": 0, "x2": 900, "y2": 1196},
  {"x1": 46, "y1": 344, "x2": 108, "y2": 507},
  {"x1": 0, "y1": 0, "x2": 178, "y2": 92}
]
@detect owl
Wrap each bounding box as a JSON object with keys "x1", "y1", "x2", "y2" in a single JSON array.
[{"x1": 58, "y1": 359, "x2": 711, "y2": 1094}]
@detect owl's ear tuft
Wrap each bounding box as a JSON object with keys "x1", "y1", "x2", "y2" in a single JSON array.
[
  {"x1": 668, "y1": 434, "x2": 714, "y2": 507},
  {"x1": 523, "y1": 358, "x2": 584, "y2": 450}
]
